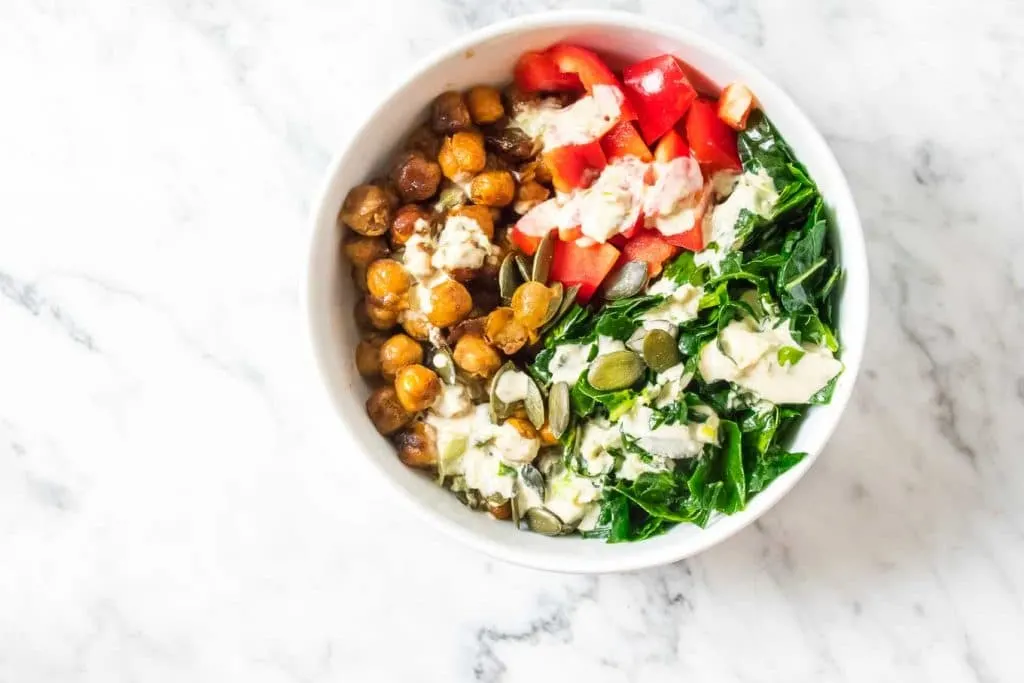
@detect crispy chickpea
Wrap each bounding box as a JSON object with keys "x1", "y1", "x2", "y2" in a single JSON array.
[
  {"x1": 400, "y1": 310, "x2": 432, "y2": 341},
  {"x1": 453, "y1": 333, "x2": 502, "y2": 379},
  {"x1": 366, "y1": 258, "x2": 412, "y2": 310},
  {"x1": 379, "y1": 333, "x2": 424, "y2": 380},
  {"x1": 355, "y1": 336, "x2": 384, "y2": 377},
  {"x1": 504, "y1": 417, "x2": 539, "y2": 441},
  {"x1": 339, "y1": 184, "x2": 397, "y2": 236},
  {"x1": 366, "y1": 386, "x2": 412, "y2": 435},
  {"x1": 438, "y1": 131, "x2": 486, "y2": 182},
  {"x1": 513, "y1": 180, "x2": 551, "y2": 215},
  {"x1": 431, "y1": 90, "x2": 472, "y2": 134},
  {"x1": 396, "y1": 421, "x2": 438, "y2": 468},
  {"x1": 449, "y1": 204, "x2": 494, "y2": 240},
  {"x1": 343, "y1": 235, "x2": 389, "y2": 267},
  {"x1": 404, "y1": 124, "x2": 441, "y2": 159},
  {"x1": 466, "y1": 85, "x2": 505, "y2": 125},
  {"x1": 427, "y1": 279, "x2": 473, "y2": 328},
  {"x1": 487, "y1": 499, "x2": 512, "y2": 520},
  {"x1": 390, "y1": 204, "x2": 430, "y2": 248},
  {"x1": 448, "y1": 316, "x2": 486, "y2": 346},
  {"x1": 469, "y1": 170, "x2": 516, "y2": 207},
  {"x1": 539, "y1": 423, "x2": 559, "y2": 446},
  {"x1": 511, "y1": 281, "x2": 554, "y2": 329},
  {"x1": 390, "y1": 151, "x2": 442, "y2": 203},
  {"x1": 365, "y1": 298, "x2": 400, "y2": 330},
  {"x1": 484, "y1": 307, "x2": 529, "y2": 355},
  {"x1": 394, "y1": 364, "x2": 441, "y2": 412}
]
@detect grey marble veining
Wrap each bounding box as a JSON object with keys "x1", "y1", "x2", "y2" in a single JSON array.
[{"x1": 1, "y1": 0, "x2": 1022, "y2": 681}]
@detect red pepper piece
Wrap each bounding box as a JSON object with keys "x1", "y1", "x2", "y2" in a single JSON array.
[
  {"x1": 547, "y1": 44, "x2": 637, "y2": 121},
  {"x1": 653, "y1": 128, "x2": 690, "y2": 163},
  {"x1": 618, "y1": 229, "x2": 679, "y2": 276},
  {"x1": 514, "y1": 50, "x2": 583, "y2": 93},
  {"x1": 549, "y1": 240, "x2": 621, "y2": 303},
  {"x1": 601, "y1": 121, "x2": 653, "y2": 162},
  {"x1": 510, "y1": 225, "x2": 544, "y2": 256},
  {"x1": 622, "y1": 55, "x2": 697, "y2": 145},
  {"x1": 543, "y1": 139, "x2": 608, "y2": 193},
  {"x1": 685, "y1": 99, "x2": 741, "y2": 173}
]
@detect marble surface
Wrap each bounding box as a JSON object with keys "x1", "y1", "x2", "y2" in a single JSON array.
[{"x1": 2, "y1": 0, "x2": 1023, "y2": 680}]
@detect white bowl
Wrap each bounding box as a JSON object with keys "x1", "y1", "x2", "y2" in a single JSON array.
[{"x1": 306, "y1": 10, "x2": 868, "y2": 573}]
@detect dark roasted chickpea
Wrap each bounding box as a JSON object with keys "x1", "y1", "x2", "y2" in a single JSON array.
[
  {"x1": 484, "y1": 307, "x2": 529, "y2": 355},
  {"x1": 396, "y1": 421, "x2": 438, "y2": 468},
  {"x1": 502, "y1": 84, "x2": 538, "y2": 112},
  {"x1": 504, "y1": 416, "x2": 539, "y2": 441},
  {"x1": 453, "y1": 333, "x2": 502, "y2": 379},
  {"x1": 513, "y1": 180, "x2": 550, "y2": 215},
  {"x1": 366, "y1": 386, "x2": 412, "y2": 436},
  {"x1": 427, "y1": 279, "x2": 473, "y2": 328},
  {"x1": 404, "y1": 124, "x2": 442, "y2": 159},
  {"x1": 355, "y1": 336, "x2": 384, "y2": 377},
  {"x1": 439, "y1": 131, "x2": 487, "y2": 182},
  {"x1": 487, "y1": 499, "x2": 512, "y2": 520},
  {"x1": 390, "y1": 151, "x2": 442, "y2": 203},
  {"x1": 394, "y1": 364, "x2": 441, "y2": 412},
  {"x1": 379, "y1": 333, "x2": 424, "y2": 380},
  {"x1": 390, "y1": 204, "x2": 430, "y2": 248},
  {"x1": 469, "y1": 170, "x2": 516, "y2": 207},
  {"x1": 511, "y1": 281, "x2": 554, "y2": 330},
  {"x1": 343, "y1": 235, "x2": 389, "y2": 267},
  {"x1": 366, "y1": 259, "x2": 412, "y2": 310},
  {"x1": 466, "y1": 85, "x2": 505, "y2": 124},
  {"x1": 449, "y1": 204, "x2": 494, "y2": 240},
  {"x1": 431, "y1": 90, "x2": 472, "y2": 134},
  {"x1": 365, "y1": 298, "x2": 400, "y2": 330},
  {"x1": 484, "y1": 124, "x2": 536, "y2": 161},
  {"x1": 339, "y1": 184, "x2": 396, "y2": 236}
]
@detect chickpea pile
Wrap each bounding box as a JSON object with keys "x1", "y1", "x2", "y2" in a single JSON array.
[{"x1": 338, "y1": 83, "x2": 558, "y2": 468}]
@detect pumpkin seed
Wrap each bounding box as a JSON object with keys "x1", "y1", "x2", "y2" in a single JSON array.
[
  {"x1": 525, "y1": 507, "x2": 566, "y2": 536},
  {"x1": 488, "y1": 362, "x2": 516, "y2": 422},
  {"x1": 540, "y1": 282, "x2": 563, "y2": 327},
  {"x1": 519, "y1": 464, "x2": 546, "y2": 500},
  {"x1": 602, "y1": 260, "x2": 649, "y2": 300},
  {"x1": 499, "y1": 252, "x2": 521, "y2": 301},
  {"x1": 524, "y1": 376, "x2": 546, "y2": 429},
  {"x1": 510, "y1": 495, "x2": 521, "y2": 529},
  {"x1": 539, "y1": 284, "x2": 580, "y2": 335},
  {"x1": 587, "y1": 350, "x2": 645, "y2": 391},
  {"x1": 531, "y1": 231, "x2": 556, "y2": 284},
  {"x1": 547, "y1": 382, "x2": 570, "y2": 439},
  {"x1": 642, "y1": 329, "x2": 681, "y2": 372},
  {"x1": 514, "y1": 254, "x2": 531, "y2": 282},
  {"x1": 431, "y1": 348, "x2": 457, "y2": 384}
]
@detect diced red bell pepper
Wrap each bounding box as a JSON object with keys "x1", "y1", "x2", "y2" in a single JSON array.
[
  {"x1": 544, "y1": 139, "x2": 607, "y2": 193},
  {"x1": 546, "y1": 44, "x2": 637, "y2": 121},
  {"x1": 601, "y1": 121, "x2": 653, "y2": 162},
  {"x1": 661, "y1": 180, "x2": 714, "y2": 251},
  {"x1": 511, "y1": 225, "x2": 544, "y2": 256},
  {"x1": 618, "y1": 229, "x2": 679, "y2": 277},
  {"x1": 514, "y1": 51, "x2": 583, "y2": 93},
  {"x1": 622, "y1": 55, "x2": 698, "y2": 145},
  {"x1": 653, "y1": 129, "x2": 690, "y2": 163},
  {"x1": 718, "y1": 83, "x2": 755, "y2": 131},
  {"x1": 686, "y1": 99, "x2": 741, "y2": 173},
  {"x1": 549, "y1": 240, "x2": 621, "y2": 303}
]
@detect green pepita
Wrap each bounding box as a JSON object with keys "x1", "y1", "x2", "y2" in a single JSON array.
[
  {"x1": 602, "y1": 260, "x2": 649, "y2": 300},
  {"x1": 531, "y1": 231, "x2": 556, "y2": 284},
  {"x1": 587, "y1": 350, "x2": 645, "y2": 391},
  {"x1": 499, "y1": 252, "x2": 521, "y2": 301},
  {"x1": 547, "y1": 382, "x2": 570, "y2": 439},
  {"x1": 642, "y1": 329, "x2": 681, "y2": 372},
  {"x1": 524, "y1": 507, "x2": 565, "y2": 536}
]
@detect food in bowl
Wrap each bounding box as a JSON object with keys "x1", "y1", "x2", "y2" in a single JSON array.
[{"x1": 338, "y1": 43, "x2": 843, "y2": 542}]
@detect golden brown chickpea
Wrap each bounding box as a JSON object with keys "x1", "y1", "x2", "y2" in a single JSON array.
[
  {"x1": 366, "y1": 386, "x2": 412, "y2": 435},
  {"x1": 390, "y1": 151, "x2": 442, "y2": 203},
  {"x1": 504, "y1": 417, "x2": 539, "y2": 441},
  {"x1": 404, "y1": 124, "x2": 441, "y2": 159},
  {"x1": 487, "y1": 499, "x2": 512, "y2": 520},
  {"x1": 511, "y1": 281, "x2": 554, "y2": 329},
  {"x1": 390, "y1": 204, "x2": 430, "y2": 248},
  {"x1": 339, "y1": 184, "x2": 397, "y2": 236},
  {"x1": 365, "y1": 299, "x2": 400, "y2": 330},
  {"x1": 355, "y1": 336, "x2": 384, "y2": 377},
  {"x1": 513, "y1": 180, "x2": 551, "y2": 215},
  {"x1": 394, "y1": 364, "x2": 441, "y2": 412},
  {"x1": 366, "y1": 259, "x2": 412, "y2": 310},
  {"x1": 343, "y1": 235, "x2": 390, "y2": 267},
  {"x1": 466, "y1": 85, "x2": 505, "y2": 125},
  {"x1": 431, "y1": 91, "x2": 472, "y2": 134},
  {"x1": 484, "y1": 307, "x2": 529, "y2": 355},
  {"x1": 449, "y1": 204, "x2": 494, "y2": 240},
  {"x1": 427, "y1": 279, "x2": 473, "y2": 328},
  {"x1": 453, "y1": 333, "x2": 502, "y2": 379},
  {"x1": 438, "y1": 131, "x2": 486, "y2": 182},
  {"x1": 400, "y1": 310, "x2": 433, "y2": 341},
  {"x1": 469, "y1": 170, "x2": 516, "y2": 207},
  {"x1": 396, "y1": 421, "x2": 439, "y2": 468},
  {"x1": 379, "y1": 333, "x2": 424, "y2": 380}
]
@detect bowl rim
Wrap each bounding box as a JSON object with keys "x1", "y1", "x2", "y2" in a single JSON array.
[{"x1": 305, "y1": 9, "x2": 869, "y2": 573}]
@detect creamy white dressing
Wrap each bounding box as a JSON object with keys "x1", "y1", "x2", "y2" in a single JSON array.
[
  {"x1": 577, "y1": 419, "x2": 621, "y2": 476},
  {"x1": 645, "y1": 157, "x2": 705, "y2": 236},
  {"x1": 699, "y1": 317, "x2": 843, "y2": 404},
  {"x1": 573, "y1": 157, "x2": 648, "y2": 242},
  {"x1": 596, "y1": 335, "x2": 626, "y2": 356},
  {"x1": 545, "y1": 469, "x2": 603, "y2": 525},
  {"x1": 432, "y1": 215, "x2": 493, "y2": 271},
  {"x1": 431, "y1": 381, "x2": 472, "y2": 418},
  {"x1": 514, "y1": 85, "x2": 624, "y2": 151},
  {"x1": 617, "y1": 450, "x2": 669, "y2": 481},
  {"x1": 640, "y1": 283, "x2": 703, "y2": 325},
  {"x1": 695, "y1": 169, "x2": 778, "y2": 272},
  {"x1": 494, "y1": 369, "x2": 530, "y2": 404},
  {"x1": 618, "y1": 404, "x2": 717, "y2": 459},
  {"x1": 548, "y1": 343, "x2": 593, "y2": 384}
]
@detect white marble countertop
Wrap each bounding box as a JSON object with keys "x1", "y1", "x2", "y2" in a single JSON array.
[{"x1": 2, "y1": 0, "x2": 1022, "y2": 680}]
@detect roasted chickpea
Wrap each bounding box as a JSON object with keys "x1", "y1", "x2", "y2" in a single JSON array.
[
  {"x1": 404, "y1": 124, "x2": 441, "y2": 159},
  {"x1": 511, "y1": 281, "x2": 554, "y2": 329},
  {"x1": 502, "y1": 84, "x2": 538, "y2": 112},
  {"x1": 453, "y1": 333, "x2": 502, "y2": 379},
  {"x1": 343, "y1": 235, "x2": 389, "y2": 267},
  {"x1": 484, "y1": 306, "x2": 529, "y2": 355},
  {"x1": 504, "y1": 417, "x2": 539, "y2": 441},
  {"x1": 400, "y1": 310, "x2": 433, "y2": 341},
  {"x1": 339, "y1": 184, "x2": 397, "y2": 236},
  {"x1": 485, "y1": 124, "x2": 536, "y2": 161},
  {"x1": 466, "y1": 85, "x2": 505, "y2": 125},
  {"x1": 449, "y1": 204, "x2": 494, "y2": 240},
  {"x1": 513, "y1": 180, "x2": 551, "y2": 215},
  {"x1": 427, "y1": 279, "x2": 473, "y2": 328},
  {"x1": 539, "y1": 423, "x2": 559, "y2": 446},
  {"x1": 355, "y1": 336, "x2": 384, "y2": 377},
  {"x1": 487, "y1": 499, "x2": 512, "y2": 520},
  {"x1": 366, "y1": 258, "x2": 412, "y2": 310},
  {"x1": 365, "y1": 298, "x2": 399, "y2": 330},
  {"x1": 394, "y1": 364, "x2": 441, "y2": 412},
  {"x1": 438, "y1": 131, "x2": 487, "y2": 182},
  {"x1": 447, "y1": 316, "x2": 486, "y2": 346},
  {"x1": 390, "y1": 204, "x2": 430, "y2": 248},
  {"x1": 379, "y1": 333, "x2": 424, "y2": 380},
  {"x1": 396, "y1": 421, "x2": 438, "y2": 468},
  {"x1": 431, "y1": 90, "x2": 472, "y2": 134},
  {"x1": 366, "y1": 386, "x2": 412, "y2": 435},
  {"x1": 390, "y1": 151, "x2": 442, "y2": 203},
  {"x1": 469, "y1": 170, "x2": 516, "y2": 207}
]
